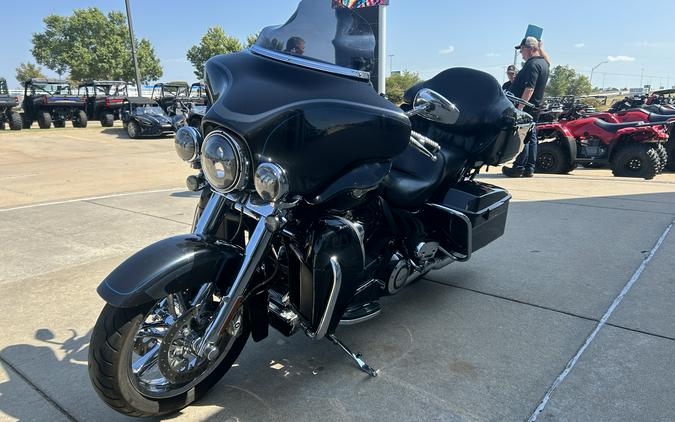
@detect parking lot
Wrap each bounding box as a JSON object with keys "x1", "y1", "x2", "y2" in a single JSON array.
[{"x1": 1, "y1": 124, "x2": 675, "y2": 421}]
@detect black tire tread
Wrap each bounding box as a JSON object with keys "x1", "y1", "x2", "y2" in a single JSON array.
[
  {"x1": 536, "y1": 141, "x2": 573, "y2": 174},
  {"x1": 611, "y1": 144, "x2": 659, "y2": 180},
  {"x1": 9, "y1": 112, "x2": 22, "y2": 130},
  {"x1": 101, "y1": 113, "x2": 114, "y2": 127}
]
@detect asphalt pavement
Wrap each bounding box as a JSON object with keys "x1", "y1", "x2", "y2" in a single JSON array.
[{"x1": 1, "y1": 124, "x2": 674, "y2": 421}]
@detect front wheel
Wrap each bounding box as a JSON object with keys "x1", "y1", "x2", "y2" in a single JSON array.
[
  {"x1": 536, "y1": 141, "x2": 573, "y2": 174},
  {"x1": 9, "y1": 112, "x2": 22, "y2": 130},
  {"x1": 101, "y1": 113, "x2": 114, "y2": 127},
  {"x1": 89, "y1": 293, "x2": 249, "y2": 417},
  {"x1": 73, "y1": 110, "x2": 88, "y2": 128}
]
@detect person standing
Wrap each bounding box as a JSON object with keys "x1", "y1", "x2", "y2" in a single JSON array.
[
  {"x1": 502, "y1": 36, "x2": 550, "y2": 178},
  {"x1": 502, "y1": 65, "x2": 517, "y2": 92}
]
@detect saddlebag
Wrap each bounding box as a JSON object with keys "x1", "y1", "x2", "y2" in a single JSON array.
[{"x1": 427, "y1": 181, "x2": 510, "y2": 256}]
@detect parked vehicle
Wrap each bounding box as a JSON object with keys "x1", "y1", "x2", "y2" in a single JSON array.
[
  {"x1": 587, "y1": 108, "x2": 675, "y2": 171},
  {"x1": 609, "y1": 95, "x2": 646, "y2": 113},
  {"x1": 87, "y1": 1, "x2": 533, "y2": 417},
  {"x1": 151, "y1": 81, "x2": 190, "y2": 116},
  {"x1": 21, "y1": 78, "x2": 87, "y2": 129},
  {"x1": 120, "y1": 97, "x2": 177, "y2": 138},
  {"x1": 536, "y1": 113, "x2": 668, "y2": 178},
  {"x1": 0, "y1": 78, "x2": 22, "y2": 130},
  {"x1": 78, "y1": 80, "x2": 128, "y2": 127}
]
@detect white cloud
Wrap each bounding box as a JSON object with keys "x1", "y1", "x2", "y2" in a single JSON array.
[
  {"x1": 439, "y1": 46, "x2": 455, "y2": 55},
  {"x1": 607, "y1": 55, "x2": 636, "y2": 62},
  {"x1": 485, "y1": 52, "x2": 500, "y2": 57},
  {"x1": 574, "y1": 43, "x2": 586, "y2": 48}
]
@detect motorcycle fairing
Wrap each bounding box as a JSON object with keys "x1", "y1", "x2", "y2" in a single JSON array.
[{"x1": 97, "y1": 235, "x2": 243, "y2": 308}]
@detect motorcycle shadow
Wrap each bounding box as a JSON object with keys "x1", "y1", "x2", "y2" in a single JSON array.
[
  {"x1": 0, "y1": 328, "x2": 91, "y2": 422},
  {"x1": 174, "y1": 279, "x2": 453, "y2": 421}
]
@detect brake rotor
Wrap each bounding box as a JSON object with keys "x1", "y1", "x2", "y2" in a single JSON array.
[{"x1": 157, "y1": 307, "x2": 210, "y2": 384}]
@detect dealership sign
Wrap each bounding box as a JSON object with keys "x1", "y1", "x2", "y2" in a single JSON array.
[{"x1": 333, "y1": 0, "x2": 388, "y2": 8}]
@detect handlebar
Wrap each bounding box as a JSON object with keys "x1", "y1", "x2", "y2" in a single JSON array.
[
  {"x1": 504, "y1": 91, "x2": 536, "y2": 109},
  {"x1": 409, "y1": 130, "x2": 440, "y2": 161}
]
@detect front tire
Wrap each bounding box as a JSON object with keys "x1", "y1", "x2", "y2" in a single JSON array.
[
  {"x1": 536, "y1": 141, "x2": 573, "y2": 174},
  {"x1": 101, "y1": 113, "x2": 115, "y2": 127},
  {"x1": 89, "y1": 302, "x2": 249, "y2": 417},
  {"x1": 611, "y1": 144, "x2": 659, "y2": 179},
  {"x1": 38, "y1": 111, "x2": 52, "y2": 129},
  {"x1": 9, "y1": 112, "x2": 22, "y2": 130},
  {"x1": 73, "y1": 110, "x2": 88, "y2": 128},
  {"x1": 663, "y1": 140, "x2": 675, "y2": 172},
  {"x1": 127, "y1": 121, "x2": 140, "y2": 138},
  {"x1": 651, "y1": 144, "x2": 667, "y2": 174}
]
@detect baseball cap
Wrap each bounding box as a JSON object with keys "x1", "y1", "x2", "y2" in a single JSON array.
[
  {"x1": 515, "y1": 36, "x2": 539, "y2": 50},
  {"x1": 507, "y1": 65, "x2": 517, "y2": 73}
]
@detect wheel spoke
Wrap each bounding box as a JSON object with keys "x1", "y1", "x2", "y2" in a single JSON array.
[{"x1": 133, "y1": 344, "x2": 160, "y2": 376}]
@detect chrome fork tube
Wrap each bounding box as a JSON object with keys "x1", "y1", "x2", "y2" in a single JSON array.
[
  {"x1": 197, "y1": 214, "x2": 275, "y2": 358},
  {"x1": 193, "y1": 193, "x2": 227, "y2": 236}
]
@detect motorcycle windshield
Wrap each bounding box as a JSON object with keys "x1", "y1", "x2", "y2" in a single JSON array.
[{"x1": 254, "y1": 0, "x2": 376, "y2": 78}]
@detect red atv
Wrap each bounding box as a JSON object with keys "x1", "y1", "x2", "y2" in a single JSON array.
[
  {"x1": 587, "y1": 107, "x2": 675, "y2": 171},
  {"x1": 536, "y1": 109, "x2": 669, "y2": 179}
]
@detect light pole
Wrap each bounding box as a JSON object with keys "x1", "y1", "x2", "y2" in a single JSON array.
[
  {"x1": 589, "y1": 60, "x2": 608, "y2": 87},
  {"x1": 377, "y1": 3, "x2": 387, "y2": 94},
  {"x1": 387, "y1": 54, "x2": 394, "y2": 76},
  {"x1": 125, "y1": 0, "x2": 143, "y2": 96}
]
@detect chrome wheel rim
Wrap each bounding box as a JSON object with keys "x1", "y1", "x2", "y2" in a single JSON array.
[
  {"x1": 127, "y1": 290, "x2": 241, "y2": 399},
  {"x1": 128, "y1": 123, "x2": 137, "y2": 137}
]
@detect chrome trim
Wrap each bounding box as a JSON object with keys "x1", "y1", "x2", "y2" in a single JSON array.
[
  {"x1": 254, "y1": 162, "x2": 290, "y2": 203},
  {"x1": 428, "y1": 203, "x2": 473, "y2": 262},
  {"x1": 311, "y1": 257, "x2": 342, "y2": 340},
  {"x1": 174, "y1": 126, "x2": 202, "y2": 163},
  {"x1": 201, "y1": 130, "x2": 251, "y2": 194},
  {"x1": 339, "y1": 309, "x2": 381, "y2": 326},
  {"x1": 334, "y1": 216, "x2": 366, "y2": 268},
  {"x1": 250, "y1": 45, "x2": 371, "y2": 81},
  {"x1": 197, "y1": 215, "x2": 277, "y2": 356},
  {"x1": 193, "y1": 194, "x2": 227, "y2": 236}
]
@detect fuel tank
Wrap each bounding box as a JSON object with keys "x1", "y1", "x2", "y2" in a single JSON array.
[{"x1": 202, "y1": 50, "x2": 411, "y2": 197}]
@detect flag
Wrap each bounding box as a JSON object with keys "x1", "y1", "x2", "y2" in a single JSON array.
[{"x1": 333, "y1": 0, "x2": 388, "y2": 9}]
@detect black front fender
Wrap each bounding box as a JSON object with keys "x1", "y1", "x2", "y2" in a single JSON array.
[{"x1": 97, "y1": 234, "x2": 243, "y2": 308}]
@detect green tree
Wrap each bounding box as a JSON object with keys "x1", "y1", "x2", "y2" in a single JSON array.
[
  {"x1": 187, "y1": 27, "x2": 255, "y2": 80},
  {"x1": 386, "y1": 71, "x2": 422, "y2": 104},
  {"x1": 15, "y1": 62, "x2": 46, "y2": 86},
  {"x1": 246, "y1": 33, "x2": 259, "y2": 48},
  {"x1": 31, "y1": 8, "x2": 163, "y2": 83},
  {"x1": 546, "y1": 65, "x2": 592, "y2": 97}
]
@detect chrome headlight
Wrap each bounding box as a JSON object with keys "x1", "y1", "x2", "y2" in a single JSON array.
[
  {"x1": 254, "y1": 163, "x2": 289, "y2": 202},
  {"x1": 201, "y1": 130, "x2": 250, "y2": 193},
  {"x1": 174, "y1": 126, "x2": 202, "y2": 163}
]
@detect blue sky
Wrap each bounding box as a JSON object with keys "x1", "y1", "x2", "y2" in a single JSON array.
[{"x1": 3, "y1": 0, "x2": 675, "y2": 90}]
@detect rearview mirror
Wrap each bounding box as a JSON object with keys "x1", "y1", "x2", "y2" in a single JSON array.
[{"x1": 410, "y1": 88, "x2": 460, "y2": 125}]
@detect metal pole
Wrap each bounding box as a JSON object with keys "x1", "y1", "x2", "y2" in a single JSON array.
[
  {"x1": 387, "y1": 54, "x2": 394, "y2": 76},
  {"x1": 377, "y1": 4, "x2": 387, "y2": 94},
  {"x1": 125, "y1": 0, "x2": 143, "y2": 96}
]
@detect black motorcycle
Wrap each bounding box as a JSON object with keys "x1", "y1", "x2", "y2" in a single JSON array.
[{"x1": 88, "y1": 0, "x2": 533, "y2": 417}]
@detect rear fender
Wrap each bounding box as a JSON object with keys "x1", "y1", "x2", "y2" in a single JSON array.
[
  {"x1": 538, "y1": 125, "x2": 576, "y2": 159},
  {"x1": 97, "y1": 234, "x2": 243, "y2": 308}
]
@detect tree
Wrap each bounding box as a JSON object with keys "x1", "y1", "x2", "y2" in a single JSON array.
[
  {"x1": 186, "y1": 27, "x2": 259, "y2": 80},
  {"x1": 15, "y1": 62, "x2": 46, "y2": 86},
  {"x1": 385, "y1": 71, "x2": 422, "y2": 104},
  {"x1": 31, "y1": 8, "x2": 163, "y2": 83},
  {"x1": 546, "y1": 65, "x2": 592, "y2": 97}
]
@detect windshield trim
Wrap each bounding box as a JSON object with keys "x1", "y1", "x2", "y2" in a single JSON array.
[{"x1": 250, "y1": 45, "x2": 370, "y2": 81}]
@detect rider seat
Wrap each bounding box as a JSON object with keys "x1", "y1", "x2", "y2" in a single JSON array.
[
  {"x1": 644, "y1": 105, "x2": 675, "y2": 116},
  {"x1": 593, "y1": 119, "x2": 645, "y2": 133},
  {"x1": 382, "y1": 144, "x2": 467, "y2": 209}
]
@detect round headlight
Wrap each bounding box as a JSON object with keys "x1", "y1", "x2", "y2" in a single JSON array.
[
  {"x1": 255, "y1": 163, "x2": 289, "y2": 203},
  {"x1": 201, "y1": 130, "x2": 250, "y2": 193},
  {"x1": 174, "y1": 126, "x2": 201, "y2": 162}
]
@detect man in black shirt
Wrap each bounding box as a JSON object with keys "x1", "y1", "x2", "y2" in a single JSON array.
[
  {"x1": 502, "y1": 65, "x2": 517, "y2": 92},
  {"x1": 502, "y1": 36, "x2": 550, "y2": 177}
]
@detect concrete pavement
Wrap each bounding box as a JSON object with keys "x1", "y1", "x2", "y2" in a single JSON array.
[{"x1": 1, "y1": 126, "x2": 675, "y2": 421}]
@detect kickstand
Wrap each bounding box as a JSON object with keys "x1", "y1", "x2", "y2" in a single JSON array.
[{"x1": 327, "y1": 334, "x2": 378, "y2": 377}]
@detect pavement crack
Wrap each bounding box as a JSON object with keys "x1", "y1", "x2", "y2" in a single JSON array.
[
  {"x1": 424, "y1": 280, "x2": 599, "y2": 323},
  {"x1": 0, "y1": 354, "x2": 79, "y2": 421},
  {"x1": 82, "y1": 200, "x2": 191, "y2": 226}
]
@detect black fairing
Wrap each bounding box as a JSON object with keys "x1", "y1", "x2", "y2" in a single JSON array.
[
  {"x1": 403, "y1": 67, "x2": 531, "y2": 165},
  {"x1": 97, "y1": 235, "x2": 243, "y2": 308},
  {"x1": 203, "y1": 50, "x2": 410, "y2": 197}
]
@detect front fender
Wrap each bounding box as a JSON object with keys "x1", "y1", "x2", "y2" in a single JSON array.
[{"x1": 97, "y1": 234, "x2": 243, "y2": 308}]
